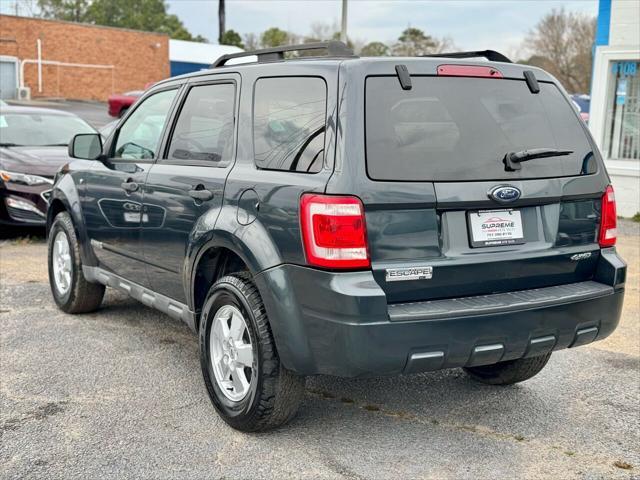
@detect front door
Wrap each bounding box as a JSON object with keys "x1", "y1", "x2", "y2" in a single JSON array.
[
  {"x1": 141, "y1": 76, "x2": 239, "y2": 301},
  {"x1": 82, "y1": 87, "x2": 179, "y2": 285}
]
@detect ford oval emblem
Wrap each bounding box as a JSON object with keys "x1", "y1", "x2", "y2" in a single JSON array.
[{"x1": 489, "y1": 185, "x2": 521, "y2": 203}]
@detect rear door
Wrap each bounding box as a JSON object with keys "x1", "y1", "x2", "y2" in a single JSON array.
[
  {"x1": 333, "y1": 62, "x2": 608, "y2": 304},
  {"x1": 141, "y1": 75, "x2": 239, "y2": 302}
]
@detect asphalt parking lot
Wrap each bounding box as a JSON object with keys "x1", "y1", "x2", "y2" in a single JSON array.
[{"x1": 1, "y1": 223, "x2": 638, "y2": 479}]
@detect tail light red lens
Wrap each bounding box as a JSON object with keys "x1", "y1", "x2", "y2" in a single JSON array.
[
  {"x1": 300, "y1": 194, "x2": 370, "y2": 269},
  {"x1": 599, "y1": 185, "x2": 617, "y2": 247}
]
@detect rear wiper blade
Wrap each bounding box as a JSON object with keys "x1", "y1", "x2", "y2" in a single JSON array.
[
  {"x1": 503, "y1": 148, "x2": 573, "y2": 171},
  {"x1": 0, "y1": 143, "x2": 23, "y2": 147}
]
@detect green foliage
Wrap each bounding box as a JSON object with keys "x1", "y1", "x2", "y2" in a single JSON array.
[
  {"x1": 360, "y1": 41, "x2": 389, "y2": 57},
  {"x1": 260, "y1": 27, "x2": 290, "y2": 48},
  {"x1": 631, "y1": 212, "x2": 640, "y2": 223},
  {"x1": 37, "y1": 0, "x2": 90, "y2": 22},
  {"x1": 220, "y1": 29, "x2": 244, "y2": 49},
  {"x1": 37, "y1": 0, "x2": 202, "y2": 41}
]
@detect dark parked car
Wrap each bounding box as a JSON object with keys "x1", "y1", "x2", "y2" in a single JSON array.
[
  {"x1": 47, "y1": 42, "x2": 626, "y2": 432},
  {"x1": 0, "y1": 106, "x2": 95, "y2": 226}
]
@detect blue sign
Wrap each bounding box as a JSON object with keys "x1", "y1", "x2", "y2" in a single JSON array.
[{"x1": 612, "y1": 61, "x2": 638, "y2": 77}]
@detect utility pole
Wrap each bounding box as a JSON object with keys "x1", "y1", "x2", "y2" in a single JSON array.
[
  {"x1": 340, "y1": 0, "x2": 348, "y2": 44},
  {"x1": 218, "y1": 0, "x2": 225, "y2": 44}
]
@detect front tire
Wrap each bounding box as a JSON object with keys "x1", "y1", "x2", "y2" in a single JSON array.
[
  {"x1": 463, "y1": 353, "x2": 552, "y2": 385},
  {"x1": 48, "y1": 212, "x2": 105, "y2": 313},
  {"x1": 199, "y1": 273, "x2": 305, "y2": 432}
]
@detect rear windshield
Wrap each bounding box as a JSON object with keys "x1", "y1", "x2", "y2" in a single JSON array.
[{"x1": 365, "y1": 76, "x2": 595, "y2": 181}]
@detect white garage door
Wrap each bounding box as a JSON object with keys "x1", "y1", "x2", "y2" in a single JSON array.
[{"x1": 0, "y1": 58, "x2": 18, "y2": 100}]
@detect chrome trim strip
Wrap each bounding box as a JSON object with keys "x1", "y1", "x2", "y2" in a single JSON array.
[{"x1": 82, "y1": 265, "x2": 197, "y2": 331}]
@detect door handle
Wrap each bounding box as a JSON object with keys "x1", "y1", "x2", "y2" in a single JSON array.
[
  {"x1": 121, "y1": 180, "x2": 139, "y2": 193},
  {"x1": 188, "y1": 187, "x2": 213, "y2": 202}
]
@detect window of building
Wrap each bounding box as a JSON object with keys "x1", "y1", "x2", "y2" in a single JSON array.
[
  {"x1": 167, "y1": 83, "x2": 236, "y2": 165},
  {"x1": 603, "y1": 61, "x2": 639, "y2": 160},
  {"x1": 253, "y1": 77, "x2": 326, "y2": 173}
]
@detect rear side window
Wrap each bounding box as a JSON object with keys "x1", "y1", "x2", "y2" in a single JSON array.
[
  {"x1": 253, "y1": 77, "x2": 326, "y2": 173},
  {"x1": 365, "y1": 76, "x2": 595, "y2": 181},
  {"x1": 168, "y1": 83, "x2": 235, "y2": 166}
]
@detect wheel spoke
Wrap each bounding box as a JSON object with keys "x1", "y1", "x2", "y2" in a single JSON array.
[
  {"x1": 235, "y1": 344, "x2": 253, "y2": 367},
  {"x1": 215, "y1": 314, "x2": 230, "y2": 340},
  {"x1": 229, "y1": 313, "x2": 244, "y2": 341},
  {"x1": 231, "y1": 367, "x2": 249, "y2": 393},
  {"x1": 217, "y1": 357, "x2": 230, "y2": 380}
]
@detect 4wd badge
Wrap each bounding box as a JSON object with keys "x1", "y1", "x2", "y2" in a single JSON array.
[{"x1": 385, "y1": 266, "x2": 433, "y2": 282}]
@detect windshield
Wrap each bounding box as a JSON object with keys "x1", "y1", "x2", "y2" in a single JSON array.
[
  {"x1": 0, "y1": 113, "x2": 95, "y2": 146},
  {"x1": 365, "y1": 77, "x2": 596, "y2": 181}
]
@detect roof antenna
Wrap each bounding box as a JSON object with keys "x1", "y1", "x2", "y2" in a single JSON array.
[
  {"x1": 395, "y1": 64, "x2": 412, "y2": 90},
  {"x1": 523, "y1": 70, "x2": 540, "y2": 94}
]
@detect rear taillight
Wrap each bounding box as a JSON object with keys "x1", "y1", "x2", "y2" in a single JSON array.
[
  {"x1": 300, "y1": 194, "x2": 370, "y2": 269},
  {"x1": 599, "y1": 185, "x2": 617, "y2": 247}
]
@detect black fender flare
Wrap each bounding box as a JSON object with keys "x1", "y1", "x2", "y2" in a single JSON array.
[
  {"x1": 185, "y1": 204, "x2": 284, "y2": 312},
  {"x1": 47, "y1": 175, "x2": 98, "y2": 267}
]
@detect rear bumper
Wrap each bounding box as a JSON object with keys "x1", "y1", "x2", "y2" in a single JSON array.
[{"x1": 255, "y1": 249, "x2": 626, "y2": 378}]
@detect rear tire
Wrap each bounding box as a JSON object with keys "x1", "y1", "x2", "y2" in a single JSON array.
[
  {"x1": 463, "y1": 353, "x2": 552, "y2": 385},
  {"x1": 48, "y1": 212, "x2": 105, "y2": 313},
  {"x1": 199, "y1": 273, "x2": 305, "y2": 432}
]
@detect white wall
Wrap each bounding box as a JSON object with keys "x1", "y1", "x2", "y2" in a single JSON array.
[
  {"x1": 609, "y1": 0, "x2": 640, "y2": 47},
  {"x1": 169, "y1": 39, "x2": 243, "y2": 65}
]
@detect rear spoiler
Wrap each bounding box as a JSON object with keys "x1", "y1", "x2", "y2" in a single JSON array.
[{"x1": 422, "y1": 50, "x2": 512, "y2": 63}]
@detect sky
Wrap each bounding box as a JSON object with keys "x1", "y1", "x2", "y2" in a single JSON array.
[
  {"x1": 1, "y1": 0, "x2": 599, "y2": 58},
  {"x1": 166, "y1": 0, "x2": 599, "y2": 57}
]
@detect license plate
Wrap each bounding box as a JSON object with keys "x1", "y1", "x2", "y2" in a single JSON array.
[
  {"x1": 468, "y1": 209, "x2": 524, "y2": 247},
  {"x1": 123, "y1": 212, "x2": 149, "y2": 224}
]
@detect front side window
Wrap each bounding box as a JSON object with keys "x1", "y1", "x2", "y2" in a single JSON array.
[
  {"x1": 253, "y1": 77, "x2": 326, "y2": 173},
  {"x1": 113, "y1": 89, "x2": 177, "y2": 160},
  {"x1": 167, "y1": 83, "x2": 235, "y2": 165}
]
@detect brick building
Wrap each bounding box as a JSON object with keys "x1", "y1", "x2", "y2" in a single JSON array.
[{"x1": 0, "y1": 15, "x2": 170, "y2": 101}]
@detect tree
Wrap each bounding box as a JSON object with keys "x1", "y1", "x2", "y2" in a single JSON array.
[
  {"x1": 260, "y1": 27, "x2": 290, "y2": 48},
  {"x1": 243, "y1": 32, "x2": 260, "y2": 51},
  {"x1": 360, "y1": 41, "x2": 389, "y2": 57},
  {"x1": 37, "y1": 0, "x2": 203, "y2": 41},
  {"x1": 392, "y1": 27, "x2": 437, "y2": 56},
  {"x1": 37, "y1": 0, "x2": 89, "y2": 22},
  {"x1": 391, "y1": 28, "x2": 454, "y2": 56},
  {"x1": 523, "y1": 8, "x2": 596, "y2": 93},
  {"x1": 220, "y1": 29, "x2": 243, "y2": 49}
]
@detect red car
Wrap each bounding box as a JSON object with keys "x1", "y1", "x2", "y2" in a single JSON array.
[{"x1": 107, "y1": 90, "x2": 143, "y2": 117}]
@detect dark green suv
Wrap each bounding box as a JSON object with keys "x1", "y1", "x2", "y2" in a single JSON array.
[{"x1": 47, "y1": 42, "x2": 626, "y2": 432}]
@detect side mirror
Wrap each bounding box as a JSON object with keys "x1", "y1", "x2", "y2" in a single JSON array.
[{"x1": 69, "y1": 133, "x2": 103, "y2": 160}]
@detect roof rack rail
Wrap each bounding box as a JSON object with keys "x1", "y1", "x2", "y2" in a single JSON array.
[
  {"x1": 211, "y1": 40, "x2": 356, "y2": 68},
  {"x1": 422, "y1": 50, "x2": 512, "y2": 63}
]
